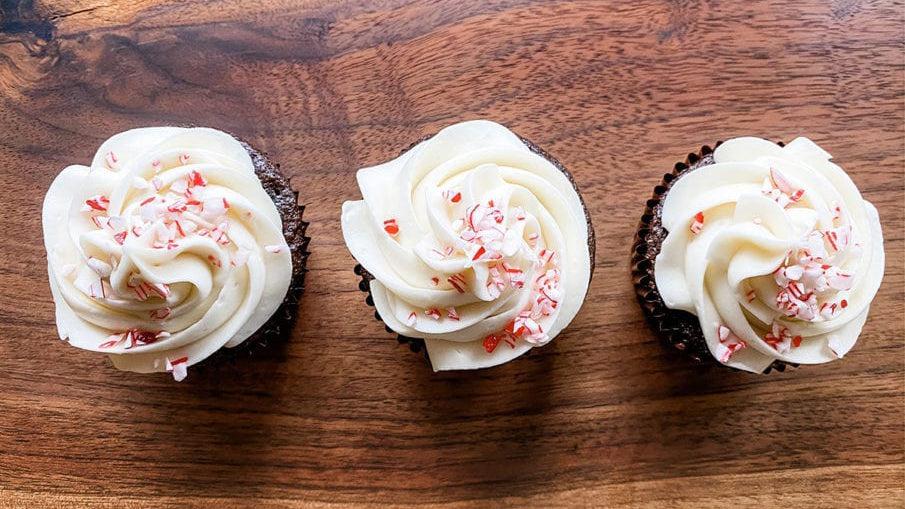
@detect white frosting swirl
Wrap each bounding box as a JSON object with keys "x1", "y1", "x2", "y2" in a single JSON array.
[
  {"x1": 655, "y1": 137, "x2": 884, "y2": 372},
  {"x1": 341, "y1": 120, "x2": 591, "y2": 370},
  {"x1": 43, "y1": 127, "x2": 292, "y2": 380}
]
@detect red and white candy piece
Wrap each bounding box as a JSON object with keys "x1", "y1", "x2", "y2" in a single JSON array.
[
  {"x1": 823, "y1": 225, "x2": 852, "y2": 253},
  {"x1": 166, "y1": 356, "x2": 189, "y2": 382},
  {"x1": 762, "y1": 167, "x2": 805, "y2": 208},
  {"x1": 447, "y1": 273, "x2": 467, "y2": 293},
  {"x1": 442, "y1": 189, "x2": 462, "y2": 204},
  {"x1": 83, "y1": 195, "x2": 110, "y2": 212},
  {"x1": 99, "y1": 328, "x2": 165, "y2": 350},
  {"x1": 763, "y1": 322, "x2": 802, "y2": 353},
  {"x1": 819, "y1": 298, "x2": 848, "y2": 320},
  {"x1": 716, "y1": 325, "x2": 747, "y2": 363},
  {"x1": 187, "y1": 170, "x2": 206, "y2": 187},
  {"x1": 690, "y1": 211, "x2": 704, "y2": 235},
  {"x1": 149, "y1": 307, "x2": 171, "y2": 320},
  {"x1": 537, "y1": 249, "x2": 556, "y2": 266},
  {"x1": 832, "y1": 202, "x2": 843, "y2": 222},
  {"x1": 483, "y1": 333, "x2": 502, "y2": 353},
  {"x1": 827, "y1": 335, "x2": 846, "y2": 358},
  {"x1": 86, "y1": 257, "x2": 112, "y2": 278},
  {"x1": 104, "y1": 151, "x2": 119, "y2": 169},
  {"x1": 383, "y1": 218, "x2": 399, "y2": 236},
  {"x1": 824, "y1": 267, "x2": 853, "y2": 291}
]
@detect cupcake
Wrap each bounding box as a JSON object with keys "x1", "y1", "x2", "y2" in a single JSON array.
[
  {"x1": 633, "y1": 137, "x2": 884, "y2": 373},
  {"x1": 42, "y1": 127, "x2": 308, "y2": 381},
  {"x1": 341, "y1": 120, "x2": 595, "y2": 370}
]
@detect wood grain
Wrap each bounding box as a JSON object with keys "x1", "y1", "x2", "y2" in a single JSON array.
[{"x1": 1, "y1": 0, "x2": 903, "y2": 507}]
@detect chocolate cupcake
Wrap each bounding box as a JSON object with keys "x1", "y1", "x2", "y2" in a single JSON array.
[
  {"x1": 42, "y1": 127, "x2": 308, "y2": 381},
  {"x1": 341, "y1": 120, "x2": 595, "y2": 370},
  {"x1": 633, "y1": 137, "x2": 885, "y2": 373}
]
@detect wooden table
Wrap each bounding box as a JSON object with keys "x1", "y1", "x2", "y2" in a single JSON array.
[{"x1": 1, "y1": 1, "x2": 902, "y2": 507}]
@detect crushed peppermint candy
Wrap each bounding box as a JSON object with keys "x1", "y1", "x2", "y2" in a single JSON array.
[
  {"x1": 188, "y1": 169, "x2": 206, "y2": 187},
  {"x1": 457, "y1": 201, "x2": 523, "y2": 264},
  {"x1": 149, "y1": 307, "x2": 171, "y2": 320},
  {"x1": 166, "y1": 356, "x2": 189, "y2": 382},
  {"x1": 401, "y1": 194, "x2": 564, "y2": 354},
  {"x1": 690, "y1": 211, "x2": 704, "y2": 234},
  {"x1": 442, "y1": 189, "x2": 462, "y2": 203},
  {"x1": 104, "y1": 151, "x2": 119, "y2": 169},
  {"x1": 762, "y1": 168, "x2": 805, "y2": 208},
  {"x1": 73, "y1": 165, "x2": 249, "y2": 314},
  {"x1": 383, "y1": 218, "x2": 400, "y2": 236},
  {"x1": 83, "y1": 195, "x2": 110, "y2": 212},
  {"x1": 770, "y1": 227, "x2": 856, "y2": 323},
  {"x1": 832, "y1": 202, "x2": 843, "y2": 222},
  {"x1": 447, "y1": 273, "x2": 467, "y2": 293},
  {"x1": 482, "y1": 263, "x2": 561, "y2": 352},
  {"x1": 86, "y1": 257, "x2": 113, "y2": 278},
  {"x1": 483, "y1": 333, "x2": 503, "y2": 353},
  {"x1": 431, "y1": 246, "x2": 454, "y2": 259},
  {"x1": 716, "y1": 325, "x2": 747, "y2": 363},
  {"x1": 763, "y1": 322, "x2": 802, "y2": 354},
  {"x1": 827, "y1": 335, "x2": 846, "y2": 358},
  {"x1": 99, "y1": 328, "x2": 168, "y2": 350}
]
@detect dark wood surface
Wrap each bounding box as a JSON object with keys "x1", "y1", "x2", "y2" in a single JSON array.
[{"x1": 1, "y1": 1, "x2": 903, "y2": 507}]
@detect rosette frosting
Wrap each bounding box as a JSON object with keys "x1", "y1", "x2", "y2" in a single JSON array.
[
  {"x1": 341, "y1": 120, "x2": 592, "y2": 370},
  {"x1": 655, "y1": 137, "x2": 884, "y2": 372},
  {"x1": 43, "y1": 127, "x2": 292, "y2": 380}
]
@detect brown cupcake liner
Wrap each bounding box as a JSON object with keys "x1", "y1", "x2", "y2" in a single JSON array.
[
  {"x1": 630, "y1": 141, "x2": 795, "y2": 374},
  {"x1": 352, "y1": 131, "x2": 596, "y2": 362},
  {"x1": 201, "y1": 142, "x2": 310, "y2": 367},
  {"x1": 355, "y1": 263, "x2": 431, "y2": 363}
]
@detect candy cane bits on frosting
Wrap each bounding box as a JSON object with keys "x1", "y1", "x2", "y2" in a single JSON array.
[{"x1": 75, "y1": 157, "x2": 246, "y2": 381}]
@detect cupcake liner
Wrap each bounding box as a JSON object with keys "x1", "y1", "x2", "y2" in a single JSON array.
[
  {"x1": 202, "y1": 142, "x2": 310, "y2": 366},
  {"x1": 352, "y1": 131, "x2": 596, "y2": 363},
  {"x1": 630, "y1": 142, "x2": 795, "y2": 374},
  {"x1": 356, "y1": 263, "x2": 431, "y2": 363}
]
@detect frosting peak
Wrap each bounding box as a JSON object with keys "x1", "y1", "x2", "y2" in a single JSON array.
[
  {"x1": 43, "y1": 127, "x2": 292, "y2": 380},
  {"x1": 342, "y1": 120, "x2": 592, "y2": 370},
  {"x1": 655, "y1": 137, "x2": 884, "y2": 372}
]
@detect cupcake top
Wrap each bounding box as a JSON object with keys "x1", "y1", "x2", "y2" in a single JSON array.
[
  {"x1": 655, "y1": 137, "x2": 884, "y2": 372},
  {"x1": 342, "y1": 120, "x2": 592, "y2": 370},
  {"x1": 42, "y1": 127, "x2": 293, "y2": 380}
]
